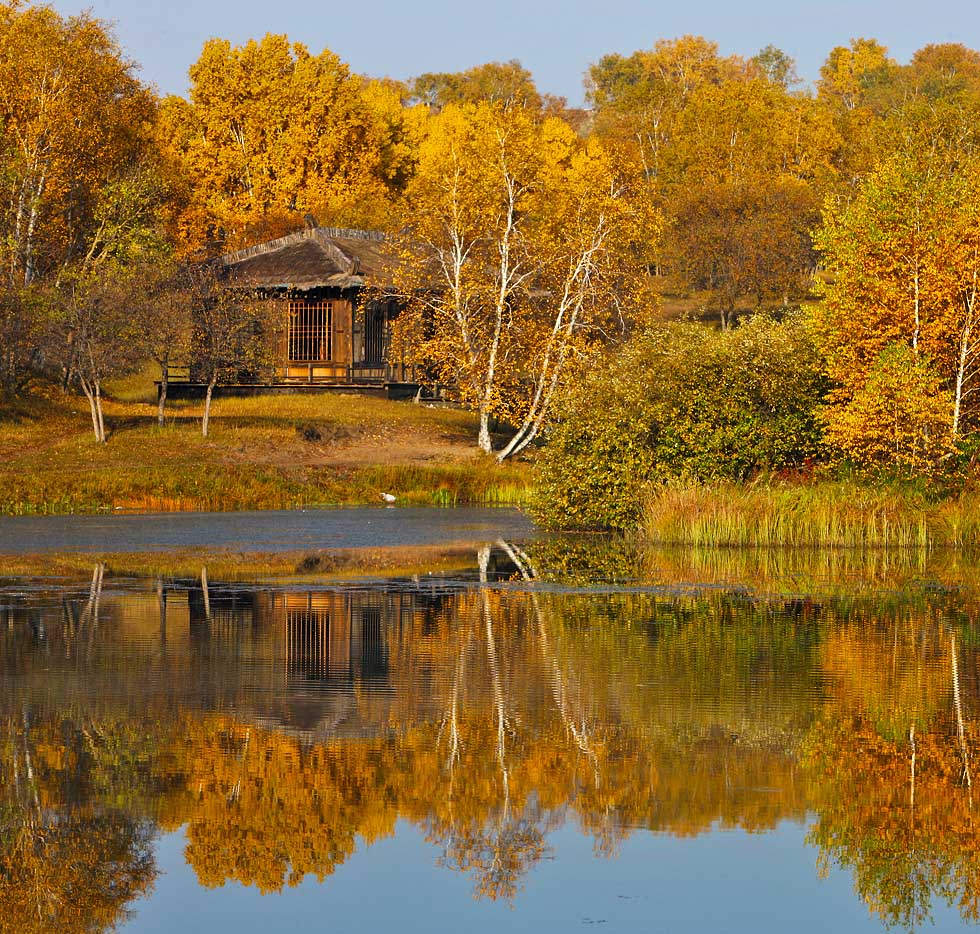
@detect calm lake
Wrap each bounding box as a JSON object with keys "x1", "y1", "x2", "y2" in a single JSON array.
[{"x1": 3, "y1": 509, "x2": 980, "y2": 932}]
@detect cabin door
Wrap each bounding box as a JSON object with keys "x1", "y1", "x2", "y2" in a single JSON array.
[{"x1": 332, "y1": 300, "x2": 351, "y2": 367}]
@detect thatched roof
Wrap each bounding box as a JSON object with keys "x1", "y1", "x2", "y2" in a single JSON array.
[{"x1": 219, "y1": 226, "x2": 399, "y2": 291}]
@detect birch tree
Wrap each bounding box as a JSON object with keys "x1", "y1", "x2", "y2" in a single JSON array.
[
  {"x1": 951, "y1": 186, "x2": 980, "y2": 440},
  {"x1": 57, "y1": 270, "x2": 144, "y2": 443},
  {"x1": 397, "y1": 102, "x2": 653, "y2": 460},
  {"x1": 815, "y1": 154, "x2": 980, "y2": 448},
  {"x1": 587, "y1": 36, "x2": 753, "y2": 181},
  {"x1": 0, "y1": 2, "x2": 156, "y2": 285},
  {"x1": 132, "y1": 262, "x2": 193, "y2": 425},
  {"x1": 188, "y1": 267, "x2": 278, "y2": 437}
]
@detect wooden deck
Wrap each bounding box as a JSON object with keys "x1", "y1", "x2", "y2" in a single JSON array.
[{"x1": 159, "y1": 380, "x2": 424, "y2": 401}]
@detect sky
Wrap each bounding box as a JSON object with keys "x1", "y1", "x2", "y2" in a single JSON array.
[{"x1": 49, "y1": 0, "x2": 980, "y2": 104}]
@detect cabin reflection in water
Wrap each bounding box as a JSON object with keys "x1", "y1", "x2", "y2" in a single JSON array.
[
  {"x1": 182, "y1": 580, "x2": 452, "y2": 738},
  {"x1": 280, "y1": 594, "x2": 388, "y2": 686}
]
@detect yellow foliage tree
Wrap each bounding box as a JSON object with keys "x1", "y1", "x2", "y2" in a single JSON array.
[
  {"x1": 822, "y1": 343, "x2": 954, "y2": 475},
  {"x1": 160, "y1": 34, "x2": 427, "y2": 255},
  {"x1": 588, "y1": 36, "x2": 841, "y2": 323},
  {"x1": 0, "y1": 1, "x2": 157, "y2": 283},
  {"x1": 587, "y1": 35, "x2": 754, "y2": 179},
  {"x1": 665, "y1": 77, "x2": 840, "y2": 190},
  {"x1": 817, "y1": 38, "x2": 896, "y2": 112},
  {"x1": 815, "y1": 154, "x2": 980, "y2": 449},
  {"x1": 409, "y1": 60, "x2": 544, "y2": 113},
  {"x1": 396, "y1": 101, "x2": 656, "y2": 458}
]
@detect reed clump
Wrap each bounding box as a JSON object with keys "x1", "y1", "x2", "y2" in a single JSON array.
[{"x1": 640, "y1": 481, "x2": 980, "y2": 549}]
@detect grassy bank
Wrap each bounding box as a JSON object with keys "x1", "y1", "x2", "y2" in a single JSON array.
[
  {"x1": 0, "y1": 390, "x2": 532, "y2": 514},
  {"x1": 0, "y1": 544, "x2": 486, "y2": 580},
  {"x1": 640, "y1": 481, "x2": 980, "y2": 549}
]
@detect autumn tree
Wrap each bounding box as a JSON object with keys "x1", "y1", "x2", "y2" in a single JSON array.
[
  {"x1": 662, "y1": 77, "x2": 840, "y2": 192},
  {"x1": 0, "y1": 281, "x2": 49, "y2": 395},
  {"x1": 822, "y1": 343, "x2": 955, "y2": 475},
  {"x1": 587, "y1": 35, "x2": 753, "y2": 180},
  {"x1": 397, "y1": 101, "x2": 653, "y2": 458},
  {"x1": 814, "y1": 153, "x2": 980, "y2": 451},
  {"x1": 160, "y1": 34, "x2": 426, "y2": 255},
  {"x1": 0, "y1": 2, "x2": 157, "y2": 284},
  {"x1": 907, "y1": 43, "x2": 980, "y2": 102},
  {"x1": 751, "y1": 44, "x2": 799, "y2": 88},
  {"x1": 79, "y1": 168, "x2": 170, "y2": 272},
  {"x1": 817, "y1": 40, "x2": 980, "y2": 188},
  {"x1": 817, "y1": 38, "x2": 896, "y2": 113},
  {"x1": 409, "y1": 60, "x2": 544, "y2": 112},
  {"x1": 668, "y1": 179, "x2": 818, "y2": 327},
  {"x1": 588, "y1": 37, "x2": 839, "y2": 323},
  {"x1": 132, "y1": 261, "x2": 194, "y2": 425},
  {"x1": 188, "y1": 266, "x2": 279, "y2": 437},
  {"x1": 54, "y1": 269, "x2": 146, "y2": 443}
]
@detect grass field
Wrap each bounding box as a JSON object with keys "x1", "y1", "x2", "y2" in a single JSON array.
[{"x1": 0, "y1": 386, "x2": 532, "y2": 515}]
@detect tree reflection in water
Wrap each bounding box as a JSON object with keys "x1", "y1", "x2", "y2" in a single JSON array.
[
  {"x1": 2, "y1": 545, "x2": 980, "y2": 929},
  {"x1": 0, "y1": 710, "x2": 157, "y2": 933}
]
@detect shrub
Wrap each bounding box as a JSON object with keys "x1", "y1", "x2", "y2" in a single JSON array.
[{"x1": 533, "y1": 313, "x2": 828, "y2": 529}]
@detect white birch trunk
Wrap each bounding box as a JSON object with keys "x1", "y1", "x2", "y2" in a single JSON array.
[
  {"x1": 202, "y1": 378, "x2": 216, "y2": 437},
  {"x1": 82, "y1": 380, "x2": 101, "y2": 442},
  {"x1": 478, "y1": 406, "x2": 493, "y2": 453},
  {"x1": 94, "y1": 382, "x2": 106, "y2": 443},
  {"x1": 79, "y1": 376, "x2": 105, "y2": 443},
  {"x1": 952, "y1": 634, "x2": 972, "y2": 793},
  {"x1": 201, "y1": 566, "x2": 211, "y2": 620},
  {"x1": 953, "y1": 267, "x2": 979, "y2": 440},
  {"x1": 496, "y1": 205, "x2": 613, "y2": 461}
]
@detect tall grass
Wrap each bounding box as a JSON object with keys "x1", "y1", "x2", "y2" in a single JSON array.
[{"x1": 640, "y1": 481, "x2": 980, "y2": 549}]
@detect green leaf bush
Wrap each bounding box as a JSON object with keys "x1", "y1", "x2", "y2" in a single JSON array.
[{"x1": 533, "y1": 314, "x2": 828, "y2": 529}]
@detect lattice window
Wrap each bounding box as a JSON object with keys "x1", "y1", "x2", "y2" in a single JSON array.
[
  {"x1": 364, "y1": 303, "x2": 386, "y2": 365},
  {"x1": 288, "y1": 300, "x2": 332, "y2": 362}
]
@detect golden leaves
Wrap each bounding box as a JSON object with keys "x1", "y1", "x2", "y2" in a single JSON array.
[
  {"x1": 163, "y1": 34, "x2": 416, "y2": 254},
  {"x1": 815, "y1": 155, "x2": 980, "y2": 466},
  {"x1": 0, "y1": 2, "x2": 157, "y2": 281},
  {"x1": 396, "y1": 100, "x2": 655, "y2": 452}
]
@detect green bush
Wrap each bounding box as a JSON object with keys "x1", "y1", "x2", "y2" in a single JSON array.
[{"x1": 533, "y1": 313, "x2": 828, "y2": 529}]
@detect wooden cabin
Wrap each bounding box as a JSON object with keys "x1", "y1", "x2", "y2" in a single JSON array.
[{"x1": 170, "y1": 225, "x2": 419, "y2": 397}]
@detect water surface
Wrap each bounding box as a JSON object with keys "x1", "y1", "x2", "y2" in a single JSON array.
[
  {"x1": 0, "y1": 505, "x2": 535, "y2": 553},
  {"x1": 2, "y1": 534, "x2": 979, "y2": 932}
]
